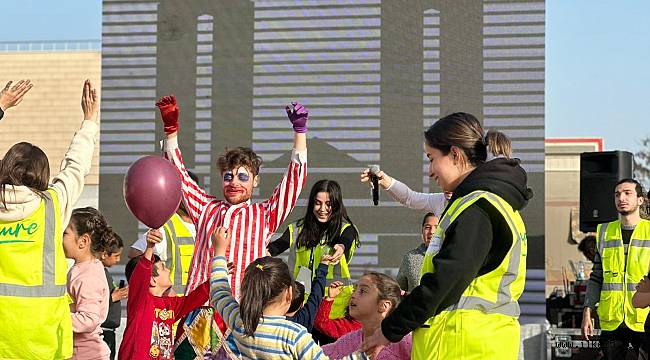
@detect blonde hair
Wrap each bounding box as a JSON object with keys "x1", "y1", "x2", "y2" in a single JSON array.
[{"x1": 485, "y1": 130, "x2": 512, "y2": 159}]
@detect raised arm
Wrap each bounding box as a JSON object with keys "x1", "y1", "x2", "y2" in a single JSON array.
[
  {"x1": 360, "y1": 169, "x2": 447, "y2": 216},
  {"x1": 210, "y1": 227, "x2": 244, "y2": 331},
  {"x1": 263, "y1": 102, "x2": 308, "y2": 234},
  {"x1": 51, "y1": 79, "x2": 99, "y2": 225},
  {"x1": 0, "y1": 79, "x2": 33, "y2": 120},
  {"x1": 157, "y1": 95, "x2": 216, "y2": 224}
]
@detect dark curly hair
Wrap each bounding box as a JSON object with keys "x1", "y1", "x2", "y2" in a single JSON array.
[
  {"x1": 70, "y1": 207, "x2": 117, "y2": 257},
  {"x1": 217, "y1": 147, "x2": 262, "y2": 175}
]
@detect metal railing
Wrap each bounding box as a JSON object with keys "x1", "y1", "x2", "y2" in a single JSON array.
[{"x1": 0, "y1": 40, "x2": 101, "y2": 52}]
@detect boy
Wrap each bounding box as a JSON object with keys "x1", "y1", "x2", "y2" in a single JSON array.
[
  {"x1": 117, "y1": 229, "x2": 209, "y2": 360},
  {"x1": 156, "y1": 96, "x2": 308, "y2": 357},
  {"x1": 100, "y1": 233, "x2": 128, "y2": 360}
]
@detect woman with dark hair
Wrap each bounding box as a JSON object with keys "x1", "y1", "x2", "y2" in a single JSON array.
[
  {"x1": 361, "y1": 112, "x2": 533, "y2": 360},
  {"x1": 0, "y1": 80, "x2": 99, "y2": 360},
  {"x1": 268, "y1": 179, "x2": 360, "y2": 320}
]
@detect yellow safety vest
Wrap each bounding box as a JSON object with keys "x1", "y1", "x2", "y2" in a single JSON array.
[
  {"x1": 0, "y1": 189, "x2": 73, "y2": 359},
  {"x1": 415, "y1": 190, "x2": 527, "y2": 360},
  {"x1": 596, "y1": 219, "x2": 650, "y2": 332},
  {"x1": 286, "y1": 220, "x2": 358, "y2": 319},
  {"x1": 162, "y1": 213, "x2": 195, "y2": 295}
]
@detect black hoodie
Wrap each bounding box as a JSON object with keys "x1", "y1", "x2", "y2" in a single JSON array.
[{"x1": 381, "y1": 158, "x2": 533, "y2": 342}]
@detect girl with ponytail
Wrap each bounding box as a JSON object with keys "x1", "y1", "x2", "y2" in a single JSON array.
[
  {"x1": 210, "y1": 227, "x2": 366, "y2": 359},
  {"x1": 320, "y1": 273, "x2": 412, "y2": 359},
  {"x1": 63, "y1": 207, "x2": 117, "y2": 360}
]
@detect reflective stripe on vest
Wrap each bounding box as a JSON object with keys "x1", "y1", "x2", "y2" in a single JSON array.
[
  {"x1": 0, "y1": 190, "x2": 65, "y2": 297},
  {"x1": 595, "y1": 219, "x2": 650, "y2": 332},
  {"x1": 164, "y1": 214, "x2": 194, "y2": 294},
  {"x1": 423, "y1": 191, "x2": 525, "y2": 319}
]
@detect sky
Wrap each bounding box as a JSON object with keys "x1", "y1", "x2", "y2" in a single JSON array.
[
  {"x1": 546, "y1": 1, "x2": 650, "y2": 154},
  {"x1": 1, "y1": 1, "x2": 649, "y2": 154}
]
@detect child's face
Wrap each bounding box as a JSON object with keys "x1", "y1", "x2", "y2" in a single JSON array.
[
  {"x1": 62, "y1": 222, "x2": 88, "y2": 260},
  {"x1": 348, "y1": 276, "x2": 384, "y2": 321},
  {"x1": 101, "y1": 250, "x2": 122, "y2": 267},
  {"x1": 221, "y1": 166, "x2": 259, "y2": 205},
  {"x1": 151, "y1": 261, "x2": 172, "y2": 289}
]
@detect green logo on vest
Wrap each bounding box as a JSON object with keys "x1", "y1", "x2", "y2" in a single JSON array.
[{"x1": 0, "y1": 222, "x2": 38, "y2": 244}]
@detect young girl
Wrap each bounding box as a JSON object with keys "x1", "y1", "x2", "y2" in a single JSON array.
[
  {"x1": 0, "y1": 79, "x2": 98, "y2": 360},
  {"x1": 360, "y1": 130, "x2": 512, "y2": 217},
  {"x1": 321, "y1": 274, "x2": 411, "y2": 359},
  {"x1": 210, "y1": 227, "x2": 366, "y2": 360},
  {"x1": 314, "y1": 281, "x2": 362, "y2": 340},
  {"x1": 268, "y1": 179, "x2": 359, "y2": 320},
  {"x1": 64, "y1": 207, "x2": 118, "y2": 360}
]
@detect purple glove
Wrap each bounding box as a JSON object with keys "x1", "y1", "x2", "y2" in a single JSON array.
[{"x1": 286, "y1": 101, "x2": 308, "y2": 133}]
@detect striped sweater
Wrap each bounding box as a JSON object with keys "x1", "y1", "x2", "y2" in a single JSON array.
[
  {"x1": 163, "y1": 136, "x2": 307, "y2": 299},
  {"x1": 210, "y1": 256, "x2": 366, "y2": 360}
]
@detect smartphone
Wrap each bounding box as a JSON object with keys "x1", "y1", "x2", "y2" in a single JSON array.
[{"x1": 119, "y1": 280, "x2": 126, "y2": 288}]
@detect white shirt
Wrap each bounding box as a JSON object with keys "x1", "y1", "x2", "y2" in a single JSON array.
[
  {"x1": 130, "y1": 218, "x2": 196, "y2": 261},
  {"x1": 385, "y1": 178, "x2": 447, "y2": 218}
]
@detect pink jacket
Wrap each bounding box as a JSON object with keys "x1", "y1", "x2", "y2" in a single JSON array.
[
  {"x1": 322, "y1": 329, "x2": 412, "y2": 360},
  {"x1": 67, "y1": 259, "x2": 110, "y2": 360}
]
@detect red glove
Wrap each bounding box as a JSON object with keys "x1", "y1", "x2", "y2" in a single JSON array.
[{"x1": 156, "y1": 95, "x2": 179, "y2": 134}]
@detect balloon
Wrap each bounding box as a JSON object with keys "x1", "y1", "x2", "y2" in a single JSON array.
[{"x1": 123, "y1": 156, "x2": 182, "y2": 229}]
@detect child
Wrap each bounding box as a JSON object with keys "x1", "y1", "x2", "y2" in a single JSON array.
[
  {"x1": 314, "y1": 281, "x2": 362, "y2": 340},
  {"x1": 157, "y1": 95, "x2": 308, "y2": 356},
  {"x1": 0, "y1": 79, "x2": 98, "y2": 360},
  {"x1": 118, "y1": 229, "x2": 210, "y2": 360},
  {"x1": 63, "y1": 207, "x2": 117, "y2": 360},
  {"x1": 210, "y1": 227, "x2": 366, "y2": 359},
  {"x1": 286, "y1": 258, "x2": 329, "y2": 331},
  {"x1": 100, "y1": 233, "x2": 128, "y2": 360},
  {"x1": 321, "y1": 274, "x2": 412, "y2": 359}
]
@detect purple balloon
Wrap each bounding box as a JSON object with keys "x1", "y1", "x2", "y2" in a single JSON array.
[{"x1": 123, "y1": 156, "x2": 182, "y2": 229}]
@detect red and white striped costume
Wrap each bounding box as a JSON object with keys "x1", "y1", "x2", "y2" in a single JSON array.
[{"x1": 163, "y1": 136, "x2": 307, "y2": 300}]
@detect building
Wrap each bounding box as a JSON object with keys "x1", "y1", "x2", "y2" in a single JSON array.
[
  {"x1": 0, "y1": 40, "x2": 101, "y2": 209},
  {"x1": 545, "y1": 138, "x2": 603, "y2": 295}
]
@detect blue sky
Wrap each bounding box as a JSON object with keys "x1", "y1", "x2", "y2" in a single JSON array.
[
  {"x1": 546, "y1": 1, "x2": 650, "y2": 154},
  {"x1": 1, "y1": 1, "x2": 649, "y2": 154}
]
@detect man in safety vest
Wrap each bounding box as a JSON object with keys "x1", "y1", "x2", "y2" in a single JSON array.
[
  {"x1": 582, "y1": 178, "x2": 650, "y2": 359},
  {"x1": 128, "y1": 170, "x2": 199, "y2": 295}
]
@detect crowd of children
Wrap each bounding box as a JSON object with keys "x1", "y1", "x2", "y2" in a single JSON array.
[{"x1": 0, "y1": 78, "x2": 530, "y2": 360}]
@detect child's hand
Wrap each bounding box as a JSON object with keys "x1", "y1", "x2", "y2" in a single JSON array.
[
  {"x1": 111, "y1": 286, "x2": 129, "y2": 302},
  {"x1": 211, "y1": 227, "x2": 231, "y2": 257},
  {"x1": 285, "y1": 101, "x2": 308, "y2": 133},
  {"x1": 326, "y1": 281, "x2": 344, "y2": 301},
  {"x1": 155, "y1": 95, "x2": 179, "y2": 134},
  {"x1": 360, "y1": 168, "x2": 392, "y2": 189},
  {"x1": 637, "y1": 276, "x2": 650, "y2": 292},
  {"x1": 146, "y1": 229, "x2": 163, "y2": 248}
]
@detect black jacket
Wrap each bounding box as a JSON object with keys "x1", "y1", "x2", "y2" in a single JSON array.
[{"x1": 381, "y1": 158, "x2": 533, "y2": 342}]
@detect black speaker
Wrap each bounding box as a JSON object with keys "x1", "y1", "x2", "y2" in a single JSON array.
[{"x1": 579, "y1": 151, "x2": 634, "y2": 232}]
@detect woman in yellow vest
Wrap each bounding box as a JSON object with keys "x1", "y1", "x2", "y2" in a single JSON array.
[
  {"x1": 0, "y1": 79, "x2": 99, "y2": 360},
  {"x1": 267, "y1": 180, "x2": 359, "y2": 326},
  {"x1": 362, "y1": 112, "x2": 532, "y2": 360}
]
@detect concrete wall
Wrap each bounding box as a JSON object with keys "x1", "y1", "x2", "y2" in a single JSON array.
[{"x1": 0, "y1": 51, "x2": 101, "y2": 186}]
